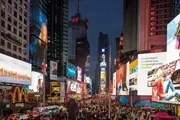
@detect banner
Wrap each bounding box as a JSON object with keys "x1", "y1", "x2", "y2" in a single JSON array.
[
  {"x1": 50, "y1": 61, "x2": 57, "y2": 80},
  {"x1": 112, "y1": 72, "x2": 116, "y2": 95}
]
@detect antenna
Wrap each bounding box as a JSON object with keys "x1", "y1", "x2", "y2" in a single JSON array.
[{"x1": 77, "y1": 0, "x2": 80, "y2": 13}]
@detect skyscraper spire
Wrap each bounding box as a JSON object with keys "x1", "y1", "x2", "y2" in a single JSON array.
[{"x1": 77, "y1": 0, "x2": 80, "y2": 14}]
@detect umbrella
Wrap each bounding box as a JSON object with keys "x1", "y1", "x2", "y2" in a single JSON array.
[{"x1": 151, "y1": 112, "x2": 174, "y2": 119}]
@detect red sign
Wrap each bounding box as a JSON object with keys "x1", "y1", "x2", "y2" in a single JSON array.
[{"x1": 152, "y1": 86, "x2": 158, "y2": 101}]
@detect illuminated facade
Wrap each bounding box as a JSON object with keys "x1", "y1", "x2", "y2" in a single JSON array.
[
  {"x1": 0, "y1": 0, "x2": 30, "y2": 62},
  {"x1": 47, "y1": 0, "x2": 68, "y2": 77}
]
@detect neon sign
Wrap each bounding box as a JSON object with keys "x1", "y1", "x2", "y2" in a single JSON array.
[{"x1": 11, "y1": 86, "x2": 27, "y2": 103}]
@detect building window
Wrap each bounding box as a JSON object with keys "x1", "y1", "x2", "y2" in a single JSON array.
[
  {"x1": 24, "y1": 35, "x2": 26, "y2": 40},
  {"x1": 8, "y1": 15, "x2": 11, "y2": 22},
  {"x1": 1, "y1": 29, "x2": 5, "y2": 37},
  {"x1": 13, "y1": 28, "x2": 17, "y2": 34},
  {"x1": 18, "y1": 47, "x2": 22, "y2": 53},
  {"x1": 1, "y1": 39, "x2": 5, "y2": 46},
  {"x1": 1, "y1": 20, "x2": 5, "y2": 28},
  {"x1": 24, "y1": 4, "x2": 27, "y2": 9},
  {"x1": 14, "y1": 11, "x2": 17, "y2": 17},
  {"x1": 19, "y1": 0, "x2": 22, "y2": 5},
  {"x1": 24, "y1": 27, "x2": 27, "y2": 32},
  {"x1": 13, "y1": 45, "x2": 17, "y2": 51},
  {"x1": 19, "y1": 31, "x2": 22, "y2": 37},
  {"x1": 19, "y1": 7, "x2": 22, "y2": 13},
  {"x1": 19, "y1": 15, "x2": 22, "y2": 21},
  {"x1": 19, "y1": 23, "x2": 22, "y2": 29},
  {"x1": 0, "y1": 1, "x2": 5, "y2": 9},
  {"x1": 8, "y1": 6, "x2": 12, "y2": 13},
  {"x1": 24, "y1": 19, "x2": 27, "y2": 25},
  {"x1": 8, "y1": 24, "x2": 11, "y2": 31},
  {"x1": 1, "y1": 10, "x2": 5, "y2": 18},
  {"x1": 23, "y1": 50, "x2": 26, "y2": 55},
  {"x1": 8, "y1": 0, "x2": 12, "y2": 4},
  {"x1": 24, "y1": 11, "x2": 27, "y2": 17},
  {"x1": 14, "y1": 2, "x2": 17, "y2": 9},
  {"x1": 13, "y1": 19, "x2": 17, "y2": 26},
  {"x1": 7, "y1": 42, "x2": 11, "y2": 49}
]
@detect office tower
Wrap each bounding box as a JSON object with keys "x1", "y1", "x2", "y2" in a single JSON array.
[
  {"x1": 47, "y1": 0, "x2": 68, "y2": 77},
  {"x1": 97, "y1": 32, "x2": 109, "y2": 94},
  {"x1": 115, "y1": 32, "x2": 123, "y2": 69},
  {"x1": 0, "y1": 0, "x2": 30, "y2": 62}
]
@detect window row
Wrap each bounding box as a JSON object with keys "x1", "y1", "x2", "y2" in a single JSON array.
[{"x1": 150, "y1": 31, "x2": 166, "y2": 36}]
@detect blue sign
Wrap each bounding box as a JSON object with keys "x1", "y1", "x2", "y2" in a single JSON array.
[{"x1": 66, "y1": 62, "x2": 76, "y2": 78}]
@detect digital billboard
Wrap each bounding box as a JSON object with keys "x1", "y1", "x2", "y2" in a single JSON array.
[
  {"x1": 66, "y1": 62, "x2": 76, "y2": 79},
  {"x1": 0, "y1": 53, "x2": 32, "y2": 85},
  {"x1": 129, "y1": 59, "x2": 138, "y2": 91},
  {"x1": 112, "y1": 72, "x2": 116, "y2": 95},
  {"x1": 50, "y1": 82, "x2": 60, "y2": 98},
  {"x1": 116, "y1": 64, "x2": 129, "y2": 95},
  {"x1": 148, "y1": 59, "x2": 180, "y2": 102},
  {"x1": 138, "y1": 52, "x2": 167, "y2": 95},
  {"x1": 76, "y1": 83, "x2": 82, "y2": 94},
  {"x1": 66, "y1": 80, "x2": 71, "y2": 93},
  {"x1": 77, "y1": 66, "x2": 82, "y2": 81},
  {"x1": 70, "y1": 81, "x2": 77, "y2": 92},
  {"x1": 60, "y1": 82, "x2": 65, "y2": 98},
  {"x1": 30, "y1": 7, "x2": 47, "y2": 67},
  {"x1": 100, "y1": 68, "x2": 106, "y2": 94},
  {"x1": 29, "y1": 71, "x2": 43, "y2": 92},
  {"x1": 50, "y1": 61, "x2": 57, "y2": 80},
  {"x1": 85, "y1": 55, "x2": 90, "y2": 68},
  {"x1": 100, "y1": 53, "x2": 107, "y2": 67}
]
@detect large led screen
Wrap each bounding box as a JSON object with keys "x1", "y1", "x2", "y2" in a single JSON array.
[
  {"x1": 100, "y1": 53, "x2": 107, "y2": 67},
  {"x1": 50, "y1": 82, "x2": 60, "y2": 98},
  {"x1": 148, "y1": 59, "x2": 180, "y2": 102},
  {"x1": 129, "y1": 59, "x2": 138, "y2": 91},
  {"x1": 112, "y1": 72, "x2": 116, "y2": 95},
  {"x1": 77, "y1": 66, "x2": 82, "y2": 81},
  {"x1": 30, "y1": 7, "x2": 47, "y2": 67},
  {"x1": 66, "y1": 80, "x2": 71, "y2": 93},
  {"x1": 50, "y1": 61, "x2": 57, "y2": 80},
  {"x1": 66, "y1": 62, "x2": 76, "y2": 79},
  {"x1": 116, "y1": 64, "x2": 129, "y2": 95},
  {"x1": 100, "y1": 68, "x2": 106, "y2": 94},
  {"x1": 70, "y1": 81, "x2": 77, "y2": 92},
  {"x1": 85, "y1": 55, "x2": 90, "y2": 68},
  {"x1": 29, "y1": 71, "x2": 43, "y2": 92},
  {"x1": 76, "y1": 83, "x2": 82, "y2": 94},
  {"x1": 138, "y1": 52, "x2": 167, "y2": 95},
  {"x1": 0, "y1": 53, "x2": 32, "y2": 85},
  {"x1": 167, "y1": 13, "x2": 180, "y2": 62}
]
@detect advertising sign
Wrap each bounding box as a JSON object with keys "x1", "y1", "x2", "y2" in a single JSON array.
[
  {"x1": 66, "y1": 62, "x2": 76, "y2": 79},
  {"x1": 113, "y1": 72, "x2": 116, "y2": 95},
  {"x1": 0, "y1": 53, "x2": 32, "y2": 85},
  {"x1": 60, "y1": 82, "x2": 65, "y2": 98},
  {"x1": 148, "y1": 59, "x2": 180, "y2": 102},
  {"x1": 100, "y1": 68, "x2": 106, "y2": 94},
  {"x1": 167, "y1": 13, "x2": 180, "y2": 62},
  {"x1": 100, "y1": 53, "x2": 106, "y2": 67},
  {"x1": 50, "y1": 61, "x2": 57, "y2": 80},
  {"x1": 77, "y1": 66, "x2": 82, "y2": 81},
  {"x1": 138, "y1": 52, "x2": 167, "y2": 95},
  {"x1": 66, "y1": 80, "x2": 71, "y2": 93},
  {"x1": 76, "y1": 83, "x2": 82, "y2": 94},
  {"x1": 85, "y1": 55, "x2": 90, "y2": 68},
  {"x1": 50, "y1": 82, "x2": 60, "y2": 98},
  {"x1": 70, "y1": 81, "x2": 77, "y2": 92},
  {"x1": 29, "y1": 72, "x2": 43, "y2": 93},
  {"x1": 116, "y1": 64, "x2": 129, "y2": 95},
  {"x1": 129, "y1": 59, "x2": 138, "y2": 91}
]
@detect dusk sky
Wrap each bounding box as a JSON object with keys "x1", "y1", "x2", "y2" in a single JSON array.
[{"x1": 69, "y1": 0, "x2": 124, "y2": 73}]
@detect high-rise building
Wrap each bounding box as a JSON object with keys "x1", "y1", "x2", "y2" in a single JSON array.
[
  {"x1": 115, "y1": 32, "x2": 123, "y2": 69},
  {"x1": 97, "y1": 32, "x2": 109, "y2": 94},
  {"x1": 0, "y1": 0, "x2": 30, "y2": 62},
  {"x1": 47, "y1": 0, "x2": 68, "y2": 77}
]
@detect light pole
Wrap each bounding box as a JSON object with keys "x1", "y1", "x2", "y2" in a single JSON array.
[{"x1": 108, "y1": 45, "x2": 111, "y2": 119}]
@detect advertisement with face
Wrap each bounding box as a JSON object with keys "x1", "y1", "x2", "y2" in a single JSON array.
[
  {"x1": 116, "y1": 64, "x2": 129, "y2": 95},
  {"x1": 148, "y1": 59, "x2": 180, "y2": 102},
  {"x1": 70, "y1": 81, "x2": 77, "y2": 92},
  {"x1": 0, "y1": 53, "x2": 32, "y2": 85},
  {"x1": 113, "y1": 72, "x2": 116, "y2": 95},
  {"x1": 50, "y1": 82, "x2": 60, "y2": 98},
  {"x1": 66, "y1": 80, "x2": 71, "y2": 93},
  {"x1": 101, "y1": 68, "x2": 106, "y2": 94},
  {"x1": 76, "y1": 83, "x2": 82, "y2": 94},
  {"x1": 138, "y1": 52, "x2": 167, "y2": 95},
  {"x1": 66, "y1": 62, "x2": 77, "y2": 79},
  {"x1": 85, "y1": 55, "x2": 90, "y2": 68},
  {"x1": 129, "y1": 59, "x2": 138, "y2": 91},
  {"x1": 77, "y1": 66, "x2": 82, "y2": 81},
  {"x1": 29, "y1": 72, "x2": 43, "y2": 93},
  {"x1": 100, "y1": 53, "x2": 106, "y2": 67},
  {"x1": 167, "y1": 13, "x2": 180, "y2": 62},
  {"x1": 50, "y1": 61, "x2": 57, "y2": 80},
  {"x1": 30, "y1": 8, "x2": 47, "y2": 67}
]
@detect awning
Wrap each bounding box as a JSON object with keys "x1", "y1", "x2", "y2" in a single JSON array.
[{"x1": 119, "y1": 96, "x2": 128, "y2": 104}]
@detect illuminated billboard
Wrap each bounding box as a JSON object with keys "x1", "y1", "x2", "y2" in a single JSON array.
[
  {"x1": 29, "y1": 71, "x2": 43, "y2": 92},
  {"x1": 70, "y1": 81, "x2": 77, "y2": 92},
  {"x1": 66, "y1": 80, "x2": 71, "y2": 93},
  {"x1": 100, "y1": 53, "x2": 106, "y2": 67},
  {"x1": 148, "y1": 59, "x2": 180, "y2": 102},
  {"x1": 138, "y1": 52, "x2": 167, "y2": 95},
  {"x1": 85, "y1": 55, "x2": 90, "y2": 68},
  {"x1": 116, "y1": 64, "x2": 129, "y2": 95},
  {"x1": 30, "y1": 8, "x2": 47, "y2": 67},
  {"x1": 129, "y1": 59, "x2": 138, "y2": 91},
  {"x1": 76, "y1": 83, "x2": 82, "y2": 94},
  {"x1": 112, "y1": 72, "x2": 116, "y2": 95},
  {"x1": 101, "y1": 68, "x2": 106, "y2": 94},
  {"x1": 50, "y1": 82, "x2": 60, "y2": 98},
  {"x1": 77, "y1": 66, "x2": 82, "y2": 81},
  {"x1": 0, "y1": 53, "x2": 32, "y2": 85},
  {"x1": 50, "y1": 61, "x2": 57, "y2": 80},
  {"x1": 66, "y1": 62, "x2": 76, "y2": 79},
  {"x1": 167, "y1": 13, "x2": 180, "y2": 62}
]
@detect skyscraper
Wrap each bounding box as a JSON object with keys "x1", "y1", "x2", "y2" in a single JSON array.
[
  {"x1": 0, "y1": 0, "x2": 30, "y2": 62},
  {"x1": 47, "y1": 0, "x2": 68, "y2": 77},
  {"x1": 115, "y1": 32, "x2": 123, "y2": 69}
]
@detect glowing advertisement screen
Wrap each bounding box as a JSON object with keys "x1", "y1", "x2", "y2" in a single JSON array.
[
  {"x1": 148, "y1": 59, "x2": 180, "y2": 103},
  {"x1": 138, "y1": 52, "x2": 167, "y2": 95},
  {"x1": 70, "y1": 81, "x2": 77, "y2": 92},
  {"x1": 85, "y1": 55, "x2": 90, "y2": 68},
  {"x1": 112, "y1": 72, "x2": 116, "y2": 95},
  {"x1": 100, "y1": 68, "x2": 106, "y2": 94},
  {"x1": 0, "y1": 53, "x2": 32, "y2": 85},
  {"x1": 116, "y1": 63, "x2": 129, "y2": 95},
  {"x1": 60, "y1": 82, "x2": 65, "y2": 98},
  {"x1": 50, "y1": 61, "x2": 57, "y2": 80},
  {"x1": 100, "y1": 53, "x2": 106, "y2": 67},
  {"x1": 76, "y1": 83, "x2": 82, "y2": 94},
  {"x1": 30, "y1": 8, "x2": 47, "y2": 67},
  {"x1": 77, "y1": 66, "x2": 82, "y2": 81},
  {"x1": 50, "y1": 82, "x2": 60, "y2": 98},
  {"x1": 167, "y1": 13, "x2": 180, "y2": 62},
  {"x1": 29, "y1": 71, "x2": 43, "y2": 92},
  {"x1": 66, "y1": 62, "x2": 76, "y2": 79},
  {"x1": 129, "y1": 59, "x2": 138, "y2": 91},
  {"x1": 66, "y1": 80, "x2": 71, "y2": 93}
]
